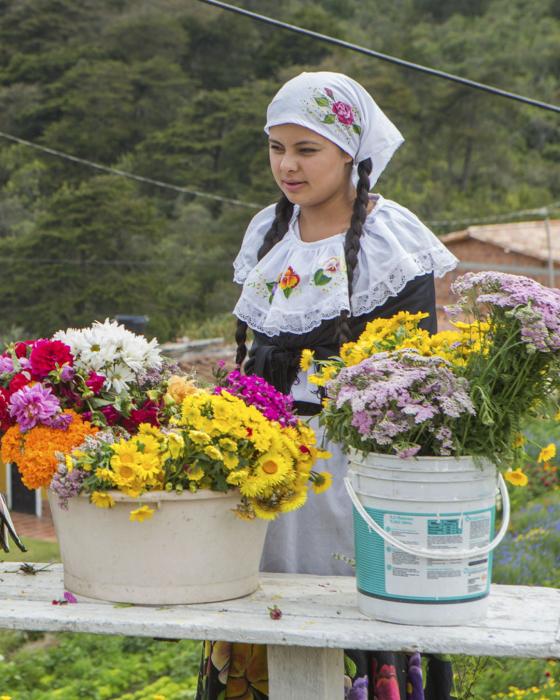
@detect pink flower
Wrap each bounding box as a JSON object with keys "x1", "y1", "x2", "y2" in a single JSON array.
[
  {"x1": 332, "y1": 101, "x2": 354, "y2": 125},
  {"x1": 0, "y1": 355, "x2": 14, "y2": 374},
  {"x1": 324, "y1": 87, "x2": 334, "y2": 98},
  {"x1": 323, "y1": 257, "x2": 340, "y2": 274},
  {"x1": 85, "y1": 371, "x2": 105, "y2": 395},
  {"x1": 60, "y1": 364, "x2": 75, "y2": 382},
  {"x1": 8, "y1": 383, "x2": 63, "y2": 432}
]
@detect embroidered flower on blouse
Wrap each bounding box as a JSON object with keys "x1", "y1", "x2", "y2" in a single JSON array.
[
  {"x1": 278, "y1": 266, "x2": 300, "y2": 298},
  {"x1": 313, "y1": 256, "x2": 342, "y2": 286},
  {"x1": 306, "y1": 88, "x2": 362, "y2": 137}
]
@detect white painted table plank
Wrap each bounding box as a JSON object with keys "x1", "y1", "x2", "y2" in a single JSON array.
[{"x1": 1, "y1": 563, "x2": 559, "y2": 658}]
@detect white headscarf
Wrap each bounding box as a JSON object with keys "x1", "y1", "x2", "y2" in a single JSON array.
[{"x1": 264, "y1": 71, "x2": 404, "y2": 190}]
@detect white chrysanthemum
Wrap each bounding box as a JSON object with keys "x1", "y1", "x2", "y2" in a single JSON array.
[{"x1": 52, "y1": 318, "x2": 162, "y2": 382}]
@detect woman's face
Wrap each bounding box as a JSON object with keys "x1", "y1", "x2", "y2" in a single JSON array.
[{"x1": 268, "y1": 123, "x2": 353, "y2": 207}]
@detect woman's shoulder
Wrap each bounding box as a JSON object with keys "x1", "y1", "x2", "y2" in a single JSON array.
[{"x1": 233, "y1": 203, "x2": 278, "y2": 284}]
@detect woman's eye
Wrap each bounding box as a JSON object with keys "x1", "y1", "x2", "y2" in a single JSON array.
[{"x1": 299, "y1": 149, "x2": 318, "y2": 154}]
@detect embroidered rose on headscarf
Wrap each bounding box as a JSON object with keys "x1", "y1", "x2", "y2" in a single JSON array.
[{"x1": 332, "y1": 101, "x2": 354, "y2": 125}]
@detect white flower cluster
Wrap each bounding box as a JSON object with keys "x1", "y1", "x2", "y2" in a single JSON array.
[{"x1": 53, "y1": 319, "x2": 162, "y2": 394}]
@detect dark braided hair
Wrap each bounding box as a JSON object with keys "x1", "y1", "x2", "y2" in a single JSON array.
[
  {"x1": 336, "y1": 157, "x2": 373, "y2": 347},
  {"x1": 235, "y1": 195, "x2": 294, "y2": 367}
]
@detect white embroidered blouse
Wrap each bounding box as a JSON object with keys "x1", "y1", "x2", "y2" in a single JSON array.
[{"x1": 233, "y1": 193, "x2": 458, "y2": 338}]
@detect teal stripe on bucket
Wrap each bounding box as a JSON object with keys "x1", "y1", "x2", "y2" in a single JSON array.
[{"x1": 353, "y1": 504, "x2": 495, "y2": 602}]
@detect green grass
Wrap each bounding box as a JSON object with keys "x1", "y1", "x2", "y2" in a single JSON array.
[
  {"x1": 0, "y1": 537, "x2": 60, "y2": 563},
  {"x1": 180, "y1": 312, "x2": 253, "y2": 342}
]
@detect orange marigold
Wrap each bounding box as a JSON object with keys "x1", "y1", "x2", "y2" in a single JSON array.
[{"x1": 0, "y1": 410, "x2": 98, "y2": 489}]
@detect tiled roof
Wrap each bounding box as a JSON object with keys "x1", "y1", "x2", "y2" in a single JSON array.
[{"x1": 440, "y1": 219, "x2": 560, "y2": 263}]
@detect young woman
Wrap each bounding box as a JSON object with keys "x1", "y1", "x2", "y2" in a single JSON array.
[{"x1": 197, "y1": 71, "x2": 458, "y2": 700}]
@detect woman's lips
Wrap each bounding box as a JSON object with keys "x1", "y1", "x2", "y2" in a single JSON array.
[{"x1": 282, "y1": 180, "x2": 306, "y2": 192}]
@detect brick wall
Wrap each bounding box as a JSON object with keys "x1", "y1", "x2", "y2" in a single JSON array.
[{"x1": 435, "y1": 238, "x2": 551, "y2": 329}]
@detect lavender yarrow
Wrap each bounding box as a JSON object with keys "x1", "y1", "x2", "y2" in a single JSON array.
[
  {"x1": 447, "y1": 272, "x2": 560, "y2": 353},
  {"x1": 214, "y1": 370, "x2": 298, "y2": 427},
  {"x1": 325, "y1": 350, "x2": 474, "y2": 456},
  {"x1": 50, "y1": 464, "x2": 87, "y2": 509}
]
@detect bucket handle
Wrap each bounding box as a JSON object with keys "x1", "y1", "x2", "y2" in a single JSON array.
[{"x1": 343, "y1": 472, "x2": 510, "y2": 561}]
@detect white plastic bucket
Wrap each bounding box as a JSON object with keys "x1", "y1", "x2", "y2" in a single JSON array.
[
  {"x1": 48, "y1": 489, "x2": 268, "y2": 605},
  {"x1": 344, "y1": 450, "x2": 510, "y2": 626}
]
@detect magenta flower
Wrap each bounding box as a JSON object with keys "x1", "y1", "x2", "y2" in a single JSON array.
[
  {"x1": 332, "y1": 101, "x2": 354, "y2": 125},
  {"x1": 8, "y1": 383, "x2": 63, "y2": 432},
  {"x1": 214, "y1": 370, "x2": 298, "y2": 427},
  {"x1": 85, "y1": 371, "x2": 105, "y2": 394}
]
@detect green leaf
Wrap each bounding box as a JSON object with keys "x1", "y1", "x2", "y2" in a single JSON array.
[
  {"x1": 313, "y1": 270, "x2": 332, "y2": 286},
  {"x1": 322, "y1": 114, "x2": 336, "y2": 124},
  {"x1": 283, "y1": 287, "x2": 294, "y2": 299},
  {"x1": 344, "y1": 654, "x2": 357, "y2": 678},
  {"x1": 314, "y1": 96, "x2": 330, "y2": 107},
  {"x1": 352, "y1": 123, "x2": 361, "y2": 134},
  {"x1": 266, "y1": 281, "x2": 276, "y2": 291}
]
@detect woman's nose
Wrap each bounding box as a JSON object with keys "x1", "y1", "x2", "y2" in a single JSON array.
[{"x1": 280, "y1": 152, "x2": 298, "y2": 173}]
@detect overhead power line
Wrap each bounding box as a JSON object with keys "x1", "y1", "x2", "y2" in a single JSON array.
[
  {"x1": 0, "y1": 130, "x2": 261, "y2": 210},
  {"x1": 198, "y1": 0, "x2": 560, "y2": 114}
]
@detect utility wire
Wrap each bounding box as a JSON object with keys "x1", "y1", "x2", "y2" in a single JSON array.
[
  {"x1": 0, "y1": 130, "x2": 261, "y2": 210},
  {"x1": 198, "y1": 0, "x2": 560, "y2": 114},
  {"x1": 1, "y1": 126, "x2": 559, "y2": 229}
]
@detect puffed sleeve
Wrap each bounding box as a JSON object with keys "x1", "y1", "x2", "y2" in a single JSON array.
[{"x1": 233, "y1": 203, "x2": 277, "y2": 284}]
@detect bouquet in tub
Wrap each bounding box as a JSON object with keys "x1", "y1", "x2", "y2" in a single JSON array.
[
  {"x1": 301, "y1": 272, "x2": 560, "y2": 483},
  {"x1": 0, "y1": 319, "x2": 332, "y2": 526}
]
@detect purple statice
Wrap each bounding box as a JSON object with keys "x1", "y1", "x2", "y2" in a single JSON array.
[
  {"x1": 345, "y1": 676, "x2": 368, "y2": 700},
  {"x1": 8, "y1": 383, "x2": 65, "y2": 432},
  {"x1": 214, "y1": 370, "x2": 298, "y2": 427},
  {"x1": 326, "y1": 350, "x2": 474, "y2": 457},
  {"x1": 50, "y1": 463, "x2": 87, "y2": 509},
  {"x1": 447, "y1": 272, "x2": 560, "y2": 353}
]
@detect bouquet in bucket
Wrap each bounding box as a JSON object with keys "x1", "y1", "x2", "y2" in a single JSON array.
[
  {"x1": 0, "y1": 320, "x2": 332, "y2": 522},
  {"x1": 303, "y1": 272, "x2": 560, "y2": 481}
]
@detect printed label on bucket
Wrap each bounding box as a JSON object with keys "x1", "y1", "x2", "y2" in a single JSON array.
[{"x1": 354, "y1": 507, "x2": 495, "y2": 603}]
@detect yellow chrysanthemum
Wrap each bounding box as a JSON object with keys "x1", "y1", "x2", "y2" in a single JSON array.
[
  {"x1": 185, "y1": 464, "x2": 205, "y2": 481},
  {"x1": 204, "y1": 445, "x2": 224, "y2": 461},
  {"x1": 311, "y1": 471, "x2": 333, "y2": 494},
  {"x1": 138, "y1": 423, "x2": 164, "y2": 440},
  {"x1": 226, "y1": 468, "x2": 249, "y2": 486},
  {"x1": 218, "y1": 437, "x2": 237, "y2": 452},
  {"x1": 129, "y1": 504, "x2": 155, "y2": 522},
  {"x1": 166, "y1": 432, "x2": 184, "y2": 459},
  {"x1": 299, "y1": 349, "x2": 315, "y2": 371},
  {"x1": 252, "y1": 502, "x2": 280, "y2": 520},
  {"x1": 95, "y1": 467, "x2": 116, "y2": 483},
  {"x1": 512, "y1": 433, "x2": 526, "y2": 448},
  {"x1": 188, "y1": 429, "x2": 211, "y2": 445},
  {"x1": 254, "y1": 454, "x2": 292, "y2": 485},
  {"x1": 538, "y1": 443, "x2": 556, "y2": 463},
  {"x1": 504, "y1": 468, "x2": 528, "y2": 487},
  {"x1": 134, "y1": 452, "x2": 162, "y2": 481},
  {"x1": 91, "y1": 491, "x2": 115, "y2": 508},
  {"x1": 279, "y1": 489, "x2": 308, "y2": 513},
  {"x1": 65, "y1": 454, "x2": 74, "y2": 473},
  {"x1": 223, "y1": 452, "x2": 239, "y2": 470}
]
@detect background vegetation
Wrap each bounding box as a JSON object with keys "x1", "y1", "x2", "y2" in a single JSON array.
[{"x1": 0, "y1": 0, "x2": 558, "y2": 341}]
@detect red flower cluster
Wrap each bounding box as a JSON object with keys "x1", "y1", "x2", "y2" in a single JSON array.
[{"x1": 29, "y1": 339, "x2": 73, "y2": 379}]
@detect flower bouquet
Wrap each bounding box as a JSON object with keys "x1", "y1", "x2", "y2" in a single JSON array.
[
  {"x1": 0, "y1": 320, "x2": 332, "y2": 603},
  {"x1": 302, "y1": 272, "x2": 560, "y2": 624}
]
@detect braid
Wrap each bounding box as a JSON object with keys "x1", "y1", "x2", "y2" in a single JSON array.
[
  {"x1": 235, "y1": 195, "x2": 294, "y2": 368},
  {"x1": 336, "y1": 158, "x2": 373, "y2": 347}
]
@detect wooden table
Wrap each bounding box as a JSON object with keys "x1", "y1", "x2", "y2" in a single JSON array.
[{"x1": 2, "y1": 563, "x2": 559, "y2": 699}]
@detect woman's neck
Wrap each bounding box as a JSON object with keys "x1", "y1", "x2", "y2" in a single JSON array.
[{"x1": 298, "y1": 190, "x2": 373, "y2": 243}]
